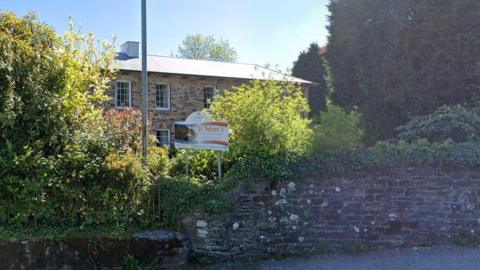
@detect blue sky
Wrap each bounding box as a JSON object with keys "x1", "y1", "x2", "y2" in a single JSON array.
[{"x1": 2, "y1": 0, "x2": 329, "y2": 71}]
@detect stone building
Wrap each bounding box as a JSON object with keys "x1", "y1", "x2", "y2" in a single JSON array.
[{"x1": 107, "y1": 41, "x2": 312, "y2": 146}]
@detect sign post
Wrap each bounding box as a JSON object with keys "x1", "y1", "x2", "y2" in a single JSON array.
[
  {"x1": 175, "y1": 112, "x2": 229, "y2": 179},
  {"x1": 217, "y1": 152, "x2": 222, "y2": 182}
]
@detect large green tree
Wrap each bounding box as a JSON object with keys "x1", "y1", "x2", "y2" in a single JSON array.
[
  {"x1": 292, "y1": 43, "x2": 328, "y2": 117},
  {"x1": 174, "y1": 34, "x2": 238, "y2": 62},
  {"x1": 0, "y1": 12, "x2": 151, "y2": 226},
  {"x1": 325, "y1": 0, "x2": 480, "y2": 142},
  {"x1": 210, "y1": 80, "x2": 312, "y2": 158},
  {"x1": 0, "y1": 12, "x2": 116, "y2": 156}
]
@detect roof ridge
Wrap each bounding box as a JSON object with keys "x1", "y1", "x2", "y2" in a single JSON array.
[
  {"x1": 144, "y1": 54, "x2": 259, "y2": 67},
  {"x1": 115, "y1": 54, "x2": 313, "y2": 84}
]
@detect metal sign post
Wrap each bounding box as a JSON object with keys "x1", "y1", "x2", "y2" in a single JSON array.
[
  {"x1": 141, "y1": 0, "x2": 148, "y2": 162},
  {"x1": 217, "y1": 152, "x2": 222, "y2": 182},
  {"x1": 185, "y1": 150, "x2": 189, "y2": 176}
]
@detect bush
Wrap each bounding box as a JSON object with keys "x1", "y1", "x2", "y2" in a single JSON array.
[
  {"x1": 151, "y1": 176, "x2": 228, "y2": 229},
  {"x1": 227, "y1": 139, "x2": 480, "y2": 184},
  {"x1": 226, "y1": 152, "x2": 300, "y2": 182},
  {"x1": 0, "y1": 12, "x2": 116, "y2": 157},
  {"x1": 103, "y1": 108, "x2": 143, "y2": 153},
  {"x1": 312, "y1": 105, "x2": 363, "y2": 154},
  {"x1": 0, "y1": 13, "x2": 156, "y2": 231},
  {"x1": 396, "y1": 105, "x2": 480, "y2": 143},
  {"x1": 169, "y1": 150, "x2": 231, "y2": 182},
  {"x1": 209, "y1": 80, "x2": 312, "y2": 158},
  {"x1": 147, "y1": 146, "x2": 171, "y2": 177}
]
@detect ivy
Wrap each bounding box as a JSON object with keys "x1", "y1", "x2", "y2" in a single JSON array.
[{"x1": 227, "y1": 140, "x2": 480, "y2": 183}]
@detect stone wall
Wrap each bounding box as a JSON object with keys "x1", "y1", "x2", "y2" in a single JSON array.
[
  {"x1": 0, "y1": 231, "x2": 190, "y2": 269},
  {"x1": 184, "y1": 167, "x2": 480, "y2": 262}
]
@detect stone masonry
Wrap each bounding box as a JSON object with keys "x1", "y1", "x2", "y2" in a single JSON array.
[
  {"x1": 184, "y1": 167, "x2": 480, "y2": 262},
  {"x1": 0, "y1": 230, "x2": 190, "y2": 269},
  {"x1": 106, "y1": 70, "x2": 246, "y2": 142},
  {"x1": 106, "y1": 71, "x2": 309, "y2": 143}
]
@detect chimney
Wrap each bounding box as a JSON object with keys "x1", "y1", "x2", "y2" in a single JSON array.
[{"x1": 120, "y1": 41, "x2": 139, "y2": 58}]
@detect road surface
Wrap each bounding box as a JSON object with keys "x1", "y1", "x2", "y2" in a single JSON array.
[{"x1": 203, "y1": 246, "x2": 480, "y2": 270}]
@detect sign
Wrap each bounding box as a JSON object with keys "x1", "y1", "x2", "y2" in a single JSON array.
[{"x1": 175, "y1": 112, "x2": 229, "y2": 151}]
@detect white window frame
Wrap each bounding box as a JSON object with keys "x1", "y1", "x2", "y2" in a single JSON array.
[
  {"x1": 155, "y1": 83, "x2": 171, "y2": 111},
  {"x1": 115, "y1": 80, "x2": 132, "y2": 109},
  {"x1": 156, "y1": 129, "x2": 171, "y2": 146},
  {"x1": 203, "y1": 85, "x2": 217, "y2": 109}
]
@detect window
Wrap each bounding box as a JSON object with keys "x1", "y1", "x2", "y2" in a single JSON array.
[
  {"x1": 203, "y1": 86, "x2": 216, "y2": 108},
  {"x1": 156, "y1": 129, "x2": 170, "y2": 146},
  {"x1": 155, "y1": 84, "x2": 170, "y2": 110},
  {"x1": 115, "y1": 81, "x2": 131, "y2": 108}
]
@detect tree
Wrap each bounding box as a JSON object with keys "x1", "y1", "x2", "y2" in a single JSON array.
[
  {"x1": 325, "y1": 0, "x2": 480, "y2": 142},
  {"x1": 0, "y1": 12, "x2": 153, "y2": 227},
  {"x1": 292, "y1": 43, "x2": 328, "y2": 117},
  {"x1": 209, "y1": 80, "x2": 312, "y2": 158},
  {"x1": 312, "y1": 105, "x2": 363, "y2": 154},
  {"x1": 0, "y1": 12, "x2": 117, "y2": 156},
  {"x1": 175, "y1": 34, "x2": 238, "y2": 62}
]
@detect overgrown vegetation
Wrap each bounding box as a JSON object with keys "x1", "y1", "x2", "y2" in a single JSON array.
[
  {"x1": 4, "y1": 6, "x2": 480, "y2": 246},
  {"x1": 0, "y1": 12, "x2": 169, "y2": 236},
  {"x1": 210, "y1": 80, "x2": 313, "y2": 158},
  {"x1": 312, "y1": 104, "x2": 363, "y2": 154},
  {"x1": 396, "y1": 105, "x2": 480, "y2": 143},
  {"x1": 228, "y1": 139, "x2": 480, "y2": 183}
]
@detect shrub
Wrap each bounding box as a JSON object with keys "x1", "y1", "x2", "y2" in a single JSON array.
[
  {"x1": 147, "y1": 146, "x2": 171, "y2": 177},
  {"x1": 396, "y1": 105, "x2": 480, "y2": 143},
  {"x1": 209, "y1": 80, "x2": 313, "y2": 158},
  {"x1": 103, "y1": 108, "x2": 143, "y2": 154},
  {"x1": 0, "y1": 13, "x2": 156, "y2": 230},
  {"x1": 169, "y1": 150, "x2": 231, "y2": 182},
  {"x1": 227, "y1": 139, "x2": 480, "y2": 184},
  {"x1": 0, "y1": 12, "x2": 116, "y2": 157},
  {"x1": 151, "y1": 176, "x2": 228, "y2": 229},
  {"x1": 226, "y1": 152, "x2": 300, "y2": 182},
  {"x1": 312, "y1": 105, "x2": 363, "y2": 154}
]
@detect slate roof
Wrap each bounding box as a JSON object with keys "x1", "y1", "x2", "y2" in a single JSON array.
[{"x1": 116, "y1": 53, "x2": 313, "y2": 84}]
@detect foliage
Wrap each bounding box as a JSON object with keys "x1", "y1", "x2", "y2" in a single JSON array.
[
  {"x1": 325, "y1": 0, "x2": 480, "y2": 142},
  {"x1": 174, "y1": 33, "x2": 238, "y2": 62},
  {"x1": 312, "y1": 105, "x2": 363, "y2": 154},
  {"x1": 226, "y1": 152, "x2": 300, "y2": 183},
  {"x1": 0, "y1": 12, "x2": 157, "y2": 230},
  {"x1": 151, "y1": 177, "x2": 228, "y2": 230},
  {"x1": 123, "y1": 255, "x2": 142, "y2": 270},
  {"x1": 396, "y1": 105, "x2": 480, "y2": 143},
  {"x1": 103, "y1": 108, "x2": 143, "y2": 153},
  {"x1": 210, "y1": 80, "x2": 312, "y2": 158},
  {"x1": 147, "y1": 146, "x2": 171, "y2": 177},
  {"x1": 292, "y1": 43, "x2": 328, "y2": 116},
  {"x1": 169, "y1": 150, "x2": 231, "y2": 182},
  {"x1": 228, "y1": 139, "x2": 480, "y2": 184}
]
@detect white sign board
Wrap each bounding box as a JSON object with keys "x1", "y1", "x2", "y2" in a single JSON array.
[{"x1": 175, "y1": 112, "x2": 229, "y2": 151}]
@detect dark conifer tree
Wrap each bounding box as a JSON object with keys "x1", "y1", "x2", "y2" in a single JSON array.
[
  {"x1": 325, "y1": 0, "x2": 480, "y2": 142},
  {"x1": 292, "y1": 43, "x2": 328, "y2": 117}
]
